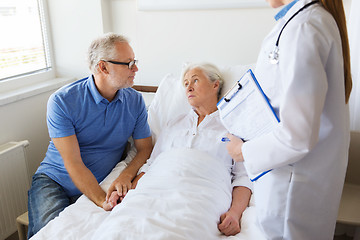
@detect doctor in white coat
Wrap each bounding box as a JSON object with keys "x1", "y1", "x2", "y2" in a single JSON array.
[{"x1": 226, "y1": 0, "x2": 352, "y2": 239}]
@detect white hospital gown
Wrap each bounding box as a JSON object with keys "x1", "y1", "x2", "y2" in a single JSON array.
[{"x1": 140, "y1": 109, "x2": 252, "y2": 190}]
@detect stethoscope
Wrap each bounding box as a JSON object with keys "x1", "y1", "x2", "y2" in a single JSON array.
[{"x1": 269, "y1": 0, "x2": 319, "y2": 64}]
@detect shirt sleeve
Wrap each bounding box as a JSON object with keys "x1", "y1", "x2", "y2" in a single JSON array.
[
  {"x1": 231, "y1": 162, "x2": 253, "y2": 192},
  {"x1": 47, "y1": 94, "x2": 76, "y2": 138},
  {"x1": 132, "y1": 94, "x2": 151, "y2": 140}
]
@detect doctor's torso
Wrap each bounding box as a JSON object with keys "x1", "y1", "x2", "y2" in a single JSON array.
[
  {"x1": 255, "y1": 0, "x2": 348, "y2": 149},
  {"x1": 249, "y1": 1, "x2": 350, "y2": 238}
]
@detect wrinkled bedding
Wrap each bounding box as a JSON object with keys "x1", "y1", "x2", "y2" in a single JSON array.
[{"x1": 32, "y1": 149, "x2": 265, "y2": 240}]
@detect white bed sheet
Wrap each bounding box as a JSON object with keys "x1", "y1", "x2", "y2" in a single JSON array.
[{"x1": 31, "y1": 148, "x2": 265, "y2": 240}]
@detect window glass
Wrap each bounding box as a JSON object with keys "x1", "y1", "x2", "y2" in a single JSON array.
[{"x1": 0, "y1": 0, "x2": 51, "y2": 81}]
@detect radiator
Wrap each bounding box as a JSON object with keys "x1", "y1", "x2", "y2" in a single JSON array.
[{"x1": 0, "y1": 140, "x2": 30, "y2": 240}]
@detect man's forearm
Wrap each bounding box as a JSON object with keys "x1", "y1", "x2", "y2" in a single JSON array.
[
  {"x1": 121, "y1": 149, "x2": 151, "y2": 179},
  {"x1": 121, "y1": 136, "x2": 153, "y2": 179},
  {"x1": 106, "y1": 137, "x2": 153, "y2": 199},
  {"x1": 53, "y1": 135, "x2": 106, "y2": 207},
  {"x1": 66, "y1": 160, "x2": 106, "y2": 207}
]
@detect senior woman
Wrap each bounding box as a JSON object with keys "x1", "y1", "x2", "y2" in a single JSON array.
[{"x1": 104, "y1": 63, "x2": 253, "y2": 237}]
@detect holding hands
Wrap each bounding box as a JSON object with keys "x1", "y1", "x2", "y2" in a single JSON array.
[
  {"x1": 102, "y1": 191, "x2": 120, "y2": 211},
  {"x1": 106, "y1": 173, "x2": 132, "y2": 201},
  {"x1": 103, "y1": 172, "x2": 145, "y2": 210}
]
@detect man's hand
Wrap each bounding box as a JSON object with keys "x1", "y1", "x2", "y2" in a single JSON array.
[
  {"x1": 218, "y1": 210, "x2": 242, "y2": 236},
  {"x1": 106, "y1": 173, "x2": 132, "y2": 201},
  {"x1": 106, "y1": 137, "x2": 152, "y2": 200}
]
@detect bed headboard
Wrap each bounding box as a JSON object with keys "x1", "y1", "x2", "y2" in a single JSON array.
[
  {"x1": 132, "y1": 85, "x2": 158, "y2": 110},
  {"x1": 132, "y1": 85, "x2": 158, "y2": 93}
]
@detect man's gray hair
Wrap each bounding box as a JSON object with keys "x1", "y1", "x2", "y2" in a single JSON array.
[
  {"x1": 87, "y1": 33, "x2": 129, "y2": 73},
  {"x1": 182, "y1": 63, "x2": 224, "y2": 99}
]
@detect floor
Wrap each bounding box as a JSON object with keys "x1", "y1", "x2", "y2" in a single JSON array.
[
  {"x1": 6, "y1": 232, "x2": 19, "y2": 240},
  {"x1": 334, "y1": 234, "x2": 357, "y2": 240}
]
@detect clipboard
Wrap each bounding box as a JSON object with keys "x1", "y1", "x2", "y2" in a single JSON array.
[{"x1": 217, "y1": 69, "x2": 279, "y2": 181}]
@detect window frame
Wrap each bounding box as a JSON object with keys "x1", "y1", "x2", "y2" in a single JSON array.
[{"x1": 0, "y1": 0, "x2": 55, "y2": 93}]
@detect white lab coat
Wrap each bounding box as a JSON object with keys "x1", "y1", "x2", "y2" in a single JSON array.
[{"x1": 242, "y1": 0, "x2": 350, "y2": 239}]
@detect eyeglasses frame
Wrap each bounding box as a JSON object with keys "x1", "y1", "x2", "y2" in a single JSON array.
[{"x1": 101, "y1": 59, "x2": 138, "y2": 69}]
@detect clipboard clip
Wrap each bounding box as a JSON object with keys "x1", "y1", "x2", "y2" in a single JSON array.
[{"x1": 224, "y1": 82, "x2": 242, "y2": 102}]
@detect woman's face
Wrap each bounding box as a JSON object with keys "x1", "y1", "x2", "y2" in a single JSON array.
[
  {"x1": 266, "y1": 0, "x2": 292, "y2": 8},
  {"x1": 183, "y1": 68, "x2": 219, "y2": 108}
]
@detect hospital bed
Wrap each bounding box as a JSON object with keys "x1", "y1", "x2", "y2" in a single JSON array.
[{"x1": 30, "y1": 64, "x2": 267, "y2": 240}]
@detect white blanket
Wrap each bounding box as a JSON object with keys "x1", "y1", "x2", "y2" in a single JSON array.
[{"x1": 32, "y1": 149, "x2": 265, "y2": 240}]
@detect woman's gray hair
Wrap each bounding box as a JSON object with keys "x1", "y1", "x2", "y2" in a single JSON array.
[
  {"x1": 182, "y1": 63, "x2": 224, "y2": 99},
  {"x1": 87, "y1": 33, "x2": 129, "y2": 73}
]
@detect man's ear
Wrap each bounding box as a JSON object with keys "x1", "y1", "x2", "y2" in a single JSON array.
[{"x1": 98, "y1": 61, "x2": 108, "y2": 74}]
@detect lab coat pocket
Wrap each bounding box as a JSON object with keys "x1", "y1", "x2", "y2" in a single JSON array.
[
  {"x1": 253, "y1": 164, "x2": 293, "y2": 217},
  {"x1": 253, "y1": 165, "x2": 293, "y2": 238}
]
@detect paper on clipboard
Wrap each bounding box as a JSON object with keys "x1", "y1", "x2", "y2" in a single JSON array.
[
  {"x1": 217, "y1": 69, "x2": 279, "y2": 141},
  {"x1": 217, "y1": 69, "x2": 279, "y2": 182}
]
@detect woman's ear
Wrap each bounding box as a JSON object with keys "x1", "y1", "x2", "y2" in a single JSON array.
[{"x1": 213, "y1": 80, "x2": 220, "y2": 90}]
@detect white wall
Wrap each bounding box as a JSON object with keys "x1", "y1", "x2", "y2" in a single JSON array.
[
  {"x1": 48, "y1": 0, "x2": 352, "y2": 85},
  {"x1": 48, "y1": 0, "x2": 278, "y2": 84},
  {"x1": 110, "y1": 0, "x2": 278, "y2": 85},
  {"x1": 0, "y1": 91, "x2": 54, "y2": 179},
  {"x1": 46, "y1": 0, "x2": 105, "y2": 78},
  {"x1": 1, "y1": 0, "x2": 354, "y2": 178}
]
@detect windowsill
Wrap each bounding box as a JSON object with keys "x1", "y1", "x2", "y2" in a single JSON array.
[{"x1": 0, "y1": 77, "x2": 75, "y2": 106}]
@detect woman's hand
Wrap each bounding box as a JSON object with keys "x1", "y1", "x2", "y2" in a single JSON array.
[
  {"x1": 102, "y1": 191, "x2": 120, "y2": 211},
  {"x1": 218, "y1": 210, "x2": 242, "y2": 236},
  {"x1": 131, "y1": 172, "x2": 145, "y2": 189},
  {"x1": 218, "y1": 186, "x2": 250, "y2": 236},
  {"x1": 226, "y1": 133, "x2": 244, "y2": 162}
]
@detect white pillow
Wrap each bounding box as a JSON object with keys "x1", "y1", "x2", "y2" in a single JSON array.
[
  {"x1": 148, "y1": 64, "x2": 255, "y2": 143},
  {"x1": 147, "y1": 74, "x2": 191, "y2": 143},
  {"x1": 140, "y1": 92, "x2": 156, "y2": 110}
]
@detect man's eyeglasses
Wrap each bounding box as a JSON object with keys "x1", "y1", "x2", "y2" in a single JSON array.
[{"x1": 102, "y1": 59, "x2": 138, "y2": 69}]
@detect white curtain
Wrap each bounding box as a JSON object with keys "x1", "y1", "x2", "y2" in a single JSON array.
[{"x1": 349, "y1": 0, "x2": 360, "y2": 131}]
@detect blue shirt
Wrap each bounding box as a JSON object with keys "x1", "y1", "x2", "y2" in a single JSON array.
[
  {"x1": 274, "y1": 0, "x2": 299, "y2": 21},
  {"x1": 36, "y1": 75, "x2": 151, "y2": 196}
]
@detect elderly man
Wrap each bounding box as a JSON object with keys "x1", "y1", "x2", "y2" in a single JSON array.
[{"x1": 28, "y1": 33, "x2": 152, "y2": 238}]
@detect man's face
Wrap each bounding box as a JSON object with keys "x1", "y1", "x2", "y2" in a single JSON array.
[{"x1": 106, "y1": 42, "x2": 138, "y2": 90}]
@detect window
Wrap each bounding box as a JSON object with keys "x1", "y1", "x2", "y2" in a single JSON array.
[{"x1": 0, "y1": 0, "x2": 52, "y2": 81}]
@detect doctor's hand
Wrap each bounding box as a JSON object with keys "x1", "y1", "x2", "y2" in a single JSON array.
[
  {"x1": 218, "y1": 210, "x2": 242, "y2": 236},
  {"x1": 106, "y1": 173, "x2": 132, "y2": 202},
  {"x1": 226, "y1": 133, "x2": 244, "y2": 162}
]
